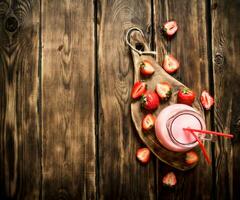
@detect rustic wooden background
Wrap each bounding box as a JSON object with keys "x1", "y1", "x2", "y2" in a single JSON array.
[{"x1": 0, "y1": 0, "x2": 239, "y2": 199}]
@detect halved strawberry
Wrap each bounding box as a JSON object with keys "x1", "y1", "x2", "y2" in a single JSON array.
[
  {"x1": 185, "y1": 151, "x2": 199, "y2": 165},
  {"x1": 162, "y1": 20, "x2": 178, "y2": 37},
  {"x1": 155, "y1": 82, "x2": 172, "y2": 101},
  {"x1": 140, "y1": 60, "x2": 155, "y2": 76},
  {"x1": 136, "y1": 147, "x2": 150, "y2": 164},
  {"x1": 162, "y1": 172, "x2": 177, "y2": 187},
  {"x1": 131, "y1": 81, "x2": 147, "y2": 99},
  {"x1": 141, "y1": 91, "x2": 160, "y2": 110},
  {"x1": 162, "y1": 54, "x2": 180, "y2": 74},
  {"x1": 200, "y1": 90, "x2": 214, "y2": 110},
  {"x1": 142, "y1": 114, "x2": 156, "y2": 131}
]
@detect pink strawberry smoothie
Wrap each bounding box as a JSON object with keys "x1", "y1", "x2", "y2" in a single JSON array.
[{"x1": 155, "y1": 104, "x2": 206, "y2": 152}]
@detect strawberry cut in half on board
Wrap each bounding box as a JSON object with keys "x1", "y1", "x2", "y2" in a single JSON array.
[
  {"x1": 162, "y1": 172, "x2": 177, "y2": 187},
  {"x1": 162, "y1": 54, "x2": 180, "y2": 74},
  {"x1": 140, "y1": 60, "x2": 155, "y2": 76},
  {"x1": 141, "y1": 91, "x2": 160, "y2": 110},
  {"x1": 142, "y1": 114, "x2": 156, "y2": 131},
  {"x1": 155, "y1": 82, "x2": 172, "y2": 101},
  {"x1": 185, "y1": 151, "x2": 199, "y2": 165},
  {"x1": 162, "y1": 20, "x2": 178, "y2": 37},
  {"x1": 200, "y1": 90, "x2": 214, "y2": 110},
  {"x1": 136, "y1": 147, "x2": 151, "y2": 164},
  {"x1": 131, "y1": 81, "x2": 147, "y2": 99}
]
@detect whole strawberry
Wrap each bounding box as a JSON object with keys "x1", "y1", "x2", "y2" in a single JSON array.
[
  {"x1": 177, "y1": 87, "x2": 195, "y2": 106},
  {"x1": 141, "y1": 91, "x2": 160, "y2": 110}
]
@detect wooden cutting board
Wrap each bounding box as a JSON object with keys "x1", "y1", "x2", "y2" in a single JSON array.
[{"x1": 128, "y1": 29, "x2": 205, "y2": 171}]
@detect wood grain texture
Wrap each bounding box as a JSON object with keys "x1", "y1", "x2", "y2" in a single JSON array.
[
  {"x1": 41, "y1": 0, "x2": 96, "y2": 199},
  {"x1": 211, "y1": 0, "x2": 240, "y2": 199},
  {"x1": 0, "y1": 0, "x2": 41, "y2": 199},
  {"x1": 97, "y1": 0, "x2": 155, "y2": 199},
  {"x1": 154, "y1": 0, "x2": 212, "y2": 199},
  {"x1": 129, "y1": 31, "x2": 204, "y2": 171}
]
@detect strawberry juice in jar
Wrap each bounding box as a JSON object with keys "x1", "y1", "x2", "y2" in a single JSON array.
[{"x1": 155, "y1": 104, "x2": 206, "y2": 152}]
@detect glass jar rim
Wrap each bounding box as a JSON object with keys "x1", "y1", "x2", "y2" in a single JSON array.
[{"x1": 166, "y1": 109, "x2": 204, "y2": 147}]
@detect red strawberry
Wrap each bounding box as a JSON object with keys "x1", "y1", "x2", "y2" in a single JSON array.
[
  {"x1": 177, "y1": 87, "x2": 195, "y2": 106},
  {"x1": 162, "y1": 20, "x2": 178, "y2": 37},
  {"x1": 162, "y1": 54, "x2": 180, "y2": 74},
  {"x1": 162, "y1": 172, "x2": 177, "y2": 187},
  {"x1": 156, "y1": 82, "x2": 172, "y2": 101},
  {"x1": 131, "y1": 81, "x2": 147, "y2": 99},
  {"x1": 142, "y1": 114, "x2": 156, "y2": 131},
  {"x1": 200, "y1": 90, "x2": 214, "y2": 110},
  {"x1": 141, "y1": 91, "x2": 160, "y2": 110},
  {"x1": 185, "y1": 151, "x2": 199, "y2": 165},
  {"x1": 136, "y1": 147, "x2": 150, "y2": 164},
  {"x1": 140, "y1": 60, "x2": 155, "y2": 76}
]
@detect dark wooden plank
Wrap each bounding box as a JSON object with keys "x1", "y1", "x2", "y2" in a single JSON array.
[
  {"x1": 154, "y1": 0, "x2": 213, "y2": 199},
  {"x1": 97, "y1": 0, "x2": 156, "y2": 199},
  {"x1": 0, "y1": 0, "x2": 41, "y2": 199},
  {"x1": 211, "y1": 0, "x2": 240, "y2": 199},
  {"x1": 41, "y1": 1, "x2": 96, "y2": 199}
]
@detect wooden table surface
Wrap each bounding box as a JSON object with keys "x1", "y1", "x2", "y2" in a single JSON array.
[{"x1": 0, "y1": 0, "x2": 239, "y2": 199}]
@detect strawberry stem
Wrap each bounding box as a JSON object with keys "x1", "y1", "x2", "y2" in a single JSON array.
[{"x1": 182, "y1": 88, "x2": 189, "y2": 94}]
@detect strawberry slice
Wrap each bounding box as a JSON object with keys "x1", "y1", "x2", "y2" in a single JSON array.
[
  {"x1": 156, "y1": 82, "x2": 172, "y2": 101},
  {"x1": 185, "y1": 151, "x2": 199, "y2": 165},
  {"x1": 162, "y1": 54, "x2": 180, "y2": 74},
  {"x1": 200, "y1": 90, "x2": 214, "y2": 110},
  {"x1": 140, "y1": 60, "x2": 155, "y2": 76},
  {"x1": 131, "y1": 81, "x2": 147, "y2": 99},
  {"x1": 141, "y1": 91, "x2": 160, "y2": 110},
  {"x1": 162, "y1": 20, "x2": 178, "y2": 37},
  {"x1": 162, "y1": 172, "x2": 177, "y2": 187},
  {"x1": 142, "y1": 114, "x2": 156, "y2": 131},
  {"x1": 136, "y1": 147, "x2": 150, "y2": 164}
]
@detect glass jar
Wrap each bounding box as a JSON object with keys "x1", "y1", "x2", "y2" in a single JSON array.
[{"x1": 155, "y1": 104, "x2": 206, "y2": 152}]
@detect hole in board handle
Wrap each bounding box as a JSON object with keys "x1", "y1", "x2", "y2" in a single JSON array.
[{"x1": 135, "y1": 43, "x2": 144, "y2": 51}]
